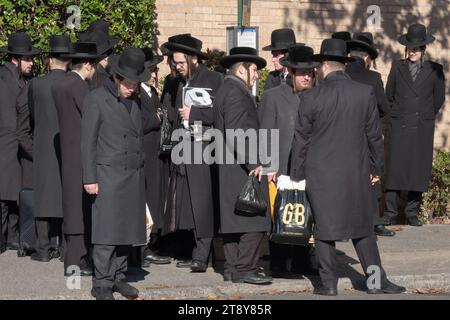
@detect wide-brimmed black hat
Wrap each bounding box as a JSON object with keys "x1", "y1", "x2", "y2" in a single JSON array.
[
  {"x1": 398, "y1": 23, "x2": 435, "y2": 47},
  {"x1": 0, "y1": 32, "x2": 41, "y2": 56},
  {"x1": 162, "y1": 34, "x2": 208, "y2": 60},
  {"x1": 312, "y1": 38, "x2": 355, "y2": 63},
  {"x1": 140, "y1": 47, "x2": 163, "y2": 67},
  {"x1": 61, "y1": 42, "x2": 100, "y2": 59},
  {"x1": 44, "y1": 35, "x2": 72, "y2": 55},
  {"x1": 332, "y1": 31, "x2": 351, "y2": 42},
  {"x1": 81, "y1": 30, "x2": 115, "y2": 56},
  {"x1": 220, "y1": 47, "x2": 266, "y2": 70},
  {"x1": 109, "y1": 47, "x2": 150, "y2": 82},
  {"x1": 262, "y1": 28, "x2": 296, "y2": 51},
  {"x1": 347, "y1": 32, "x2": 378, "y2": 59},
  {"x1": 280, "y1": 45, "x2": 319, "y2": 70},
  {"x1": 79, "y1": 20, "x2": 119, "y2": 46}
]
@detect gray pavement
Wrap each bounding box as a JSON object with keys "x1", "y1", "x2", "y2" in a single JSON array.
[{"x1": 0, "y1": 224, "x2": 449, "y2": 300}]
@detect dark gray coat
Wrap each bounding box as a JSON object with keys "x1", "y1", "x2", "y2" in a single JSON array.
[
  {"x1": 81, "y1": 86, "x2": 146, "y2": 245},
  {"x1": 30, "y1": 69, "x2": 66, "y2": 218},
  {"x1": 264, "y1": 70, "x2": 290, "y2": 91},
  {"x1": 0, "y1": 76, "x2": 21, "y2": 201},
  {"x1": 214, "y1": 76, "x2": 271, "y2": 234},
  {"x1": 290, "y1": 71, "x2": 384, "y2": 241},
  {"x1": 52, "y1": 72, "x2": 91, "y2": 235},
  {"x1": 259, "y1": 83, "x2": 300, "y2": 176},
  {"x1": 384, "y1": 60, "x2": 445, "y2": 192}
]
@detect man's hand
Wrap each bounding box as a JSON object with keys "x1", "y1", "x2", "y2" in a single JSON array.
[
  {"x1": 249, "y1": 166, "x2": 264, "y2": 182},
  {"x1": 178, "y1": 104, "x2": 191, "y2": 121},
  {"x1": 84, "y1": 183, "x2": 99, "y2": 195},
  {"x1": 267, "y1": 172, "x2": 277, "y2": 183},
  {"x1": 370, "y1": 175, "x2": 380, "y2": 186}
]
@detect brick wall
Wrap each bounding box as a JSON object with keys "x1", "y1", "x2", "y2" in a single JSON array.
[{"x1": 155, "y1": 0, "x2": 450, "y2": 149}]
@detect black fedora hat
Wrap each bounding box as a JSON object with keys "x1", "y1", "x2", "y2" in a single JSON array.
[
  {"x1": 262, "y1": 28, "x2": 297, "y2": 51},
  {"x1": 82, "y1": 30, "x2": 115, "y2": 56},
  {"x1": 109, "y1": 47, "x2": 150, "y2": 82},
  {"x1": 220, "y1": 46, "x2": 266, "y2": 70},
  {"x1": 312, "y1": 38, "x2": 355, "y2": 63},
  {"x1": 160, "y1": 33, "x2": 191, "y2": 56},
  {"x1": 44, "y1": 35, "x2": 72, "y2": 55},
  {"x1": 140, "y1": 47, "x2": 163, "y2": 67},
  {"x1": 0, "y1": 32, "x2": 41, "y2": 56},
  {"x1": 79, "y1": 20, "x2": 119, "y2": 46},
  {"x1": 280, "y1": 45, "x2": 319, "y2": 70},
  {"x1": 347, "y1": 32, "x2": 378, "y2": 59},
  {"x1": 398, "y1": 23, "x2": 435, "y2": 47},
  {"x1": 332, "y1": 31, "x2": 351, "y2": 42},
  {"x1": 61, "y1": 42, "x2": 100, "y2": 59},
  {"x1": 162, "y1": 34, "x2": 208, "y2": 60}
]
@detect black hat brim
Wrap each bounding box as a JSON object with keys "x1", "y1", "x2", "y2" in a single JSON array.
[
  {"x1": 0, "y1": 47, "x2": 41, "y2": 56},
  {"x1": 220, "y1": 54, "x2": 266, "y2": 70},
  {"x1": 398, "y1": 34, "x2": 435, "y2": 47},
  {"x1": 162, "y1": 42, "x2": 208, "y2": 60},
  {"x1": 144, "y1": 56, "x2": 164, "y2": 68},
  {"x1": 311, "y1": 54, "x2": 355, "y2": 63},
  {"x1": 109, "y1": 54, "x2": 150, "y2": 82},
  {"x1": 262, "y1": 42, "x2": 305, "y2": 51},
  {"x1": 347, "y1": 40, "x2": 378, "y2": 59},
  {"x1": 61, "y1": 52, "x2": 100, "y2": 59},
  {"x1": 280, "y1": 57, "x2": 319, "y2": 70}
]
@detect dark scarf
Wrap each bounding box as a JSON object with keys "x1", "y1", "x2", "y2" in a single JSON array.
[
  {"x1": 104, "y1": 77, "x2": 133, "y2": 113},
  {"x1": 408, "y1": 59, "x2": 421, "y2": 81}
]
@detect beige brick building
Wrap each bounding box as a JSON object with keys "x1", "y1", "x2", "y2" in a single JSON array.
[{"x1": 155, "y1": 0, "x2": 449, "y2": 149}]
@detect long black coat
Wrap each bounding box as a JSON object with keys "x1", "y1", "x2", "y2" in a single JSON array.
[
  {"x1": 163, "y1": 64, "x2": 223, "y2": 238},
  {"x1": 0, "y1": 76, "x2": 21, "y2": 201},
  {"x1": 141, "y1": 85, "x2": 169, "y2": 231},
  {"x1": 259, "y1": 83, "x2": 300, "y2": 176},
  {"x1": 290, "y1": 71, "x2": 384, "y2": 241},
  {"x1": 214, "y1": 75, "x2": 271, "y2": 234},
  {"x1": 385, "y1": 60, "x2": 445, "y2": 192},
  {"x1": 52, "y1": 72, "x2": 91, "y2": 235},
  {"x1": 0, "y1": 62, "x2": 33, "y2": 192},
  {"x1": 81, "y1": 86, "x2": 146, "y2": 245},
  {"x1": 30, "y1": 69, "x2": 66, "y2": 218},
  {"x1": 346, "y1": 58, "x2": 389, "y2": 118}
]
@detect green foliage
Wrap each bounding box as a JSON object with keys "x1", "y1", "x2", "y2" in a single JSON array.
[
  {"x1": 258, "y1": 67, "x2": 270, "y2": 97},
  {"x1": 204, "y1": 48, "x2": 226, "y2": 74},
  {"x1": 0, "y1": 0, "x2": 157, "y2": 72},
  {"x1": 420, "y1": 149, "x2": 450, "y2": 223}
]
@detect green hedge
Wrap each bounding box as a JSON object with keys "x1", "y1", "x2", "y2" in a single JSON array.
[{"x1": 0, "y1": 0, "x2": 157, "y2": 69}]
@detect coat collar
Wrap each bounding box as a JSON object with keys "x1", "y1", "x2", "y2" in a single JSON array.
[
  {"x1": 4, "y1": 61, "x2": 26, "y2": 89},
  {"x1": 398, "y1": 60, "x2": 433, "y2": 94},
  {"x1": 279, "y1": 82, "x2": 300, "y2": 106},
  {"x1": 323, "y1": 70, "x2": 350, "y2": 82},
  {"x1": 225, "y1": 75, "x2": 257, "y2": 108}
]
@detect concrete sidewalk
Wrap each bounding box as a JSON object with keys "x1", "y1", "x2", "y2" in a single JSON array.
[{"x1": 0, "y1": 224, "x2": 449, "y2": 300}]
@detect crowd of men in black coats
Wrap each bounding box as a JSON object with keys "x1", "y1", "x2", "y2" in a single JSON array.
[{"x1": 0, "y1": 20, "x2": 445, "y2": 299}]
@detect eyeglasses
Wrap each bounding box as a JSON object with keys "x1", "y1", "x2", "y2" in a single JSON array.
[{"x1": 172, "y1": 60, "x2": 187, "y2": 67}]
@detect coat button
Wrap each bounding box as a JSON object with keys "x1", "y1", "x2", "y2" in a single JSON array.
[
  {"x1": 123, "y1": 134, "x2": 127, "y2": 139},
  {"x1": 415, "y1": 112, "x2": 419, "y2": 115},
  {"x1": 125, "y1": 151, "x2": 128, "y2": 155},
  {"x1": 124, "y1": 167, "x2": 127, "y2": 171}
]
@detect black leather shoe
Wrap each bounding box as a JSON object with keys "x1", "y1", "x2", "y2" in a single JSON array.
[
  {"x1": 232, "y1": 272, "x2": 272, "y2": 285},
  {"x1": 313, "y1": 285, "x2": 338, "y2": 296},
  {"x1": 190, "y1": 260, "x2": 207, "y2": 273},
  {"x1": 374, "y1": 225, "x2": 396, "y2": 237},
  {"x1": 113, "y1": 280, "x2": 139, "y2": 299},
  {"x1": 64, "y1": 266, "x2": 92, "y2": 277},
  {"x1": 30, "y1": 252, "x2": 51, "y2": 262},
  {"x1": 6, "y1": 242, "x2": 19, "y2": 250},
  {"x1": 176, "y1": 259, "x2": 193, "y2": 268},
  {"x1": 141, "y1": 259, "x2": 151, "y2": 268},
  {"x1": 406, "y1": 216, "x2": 422, "y2": 227},
  {"x1": 91, "y1": 287, "x2": 115, "y2": 300},
  {"x1": 144, "y1": 252, "x2": 171, "y2": 265},
  {"x1": 367, "y1": 279, "x2": 406, "y2": 294}
]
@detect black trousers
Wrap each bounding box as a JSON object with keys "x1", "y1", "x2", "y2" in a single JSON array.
[
  {"x1": 35, "y1": 218, "x2": 62, "y2": 255},
  {"x1": 1, "y1": 200, "x2": 19, "y2": 247},
  {"x1": 192, "y1": 236, "x2": 213, "y2": 264},
  {"x1": 315, "y1": 234, "x2": 388, "y2": 289},
  {"x1": 64, "y1": 233, "x2": 89, "y2": 271},
  {"x1": 93, "y1": 244, "x2": 129, "y2": 288},
  {"x1": 384, "y1": 190, "x2": 422, "y2": 220},
  {"x1": 222, "y1": 232, "x2": 264, "y2": 278}
]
